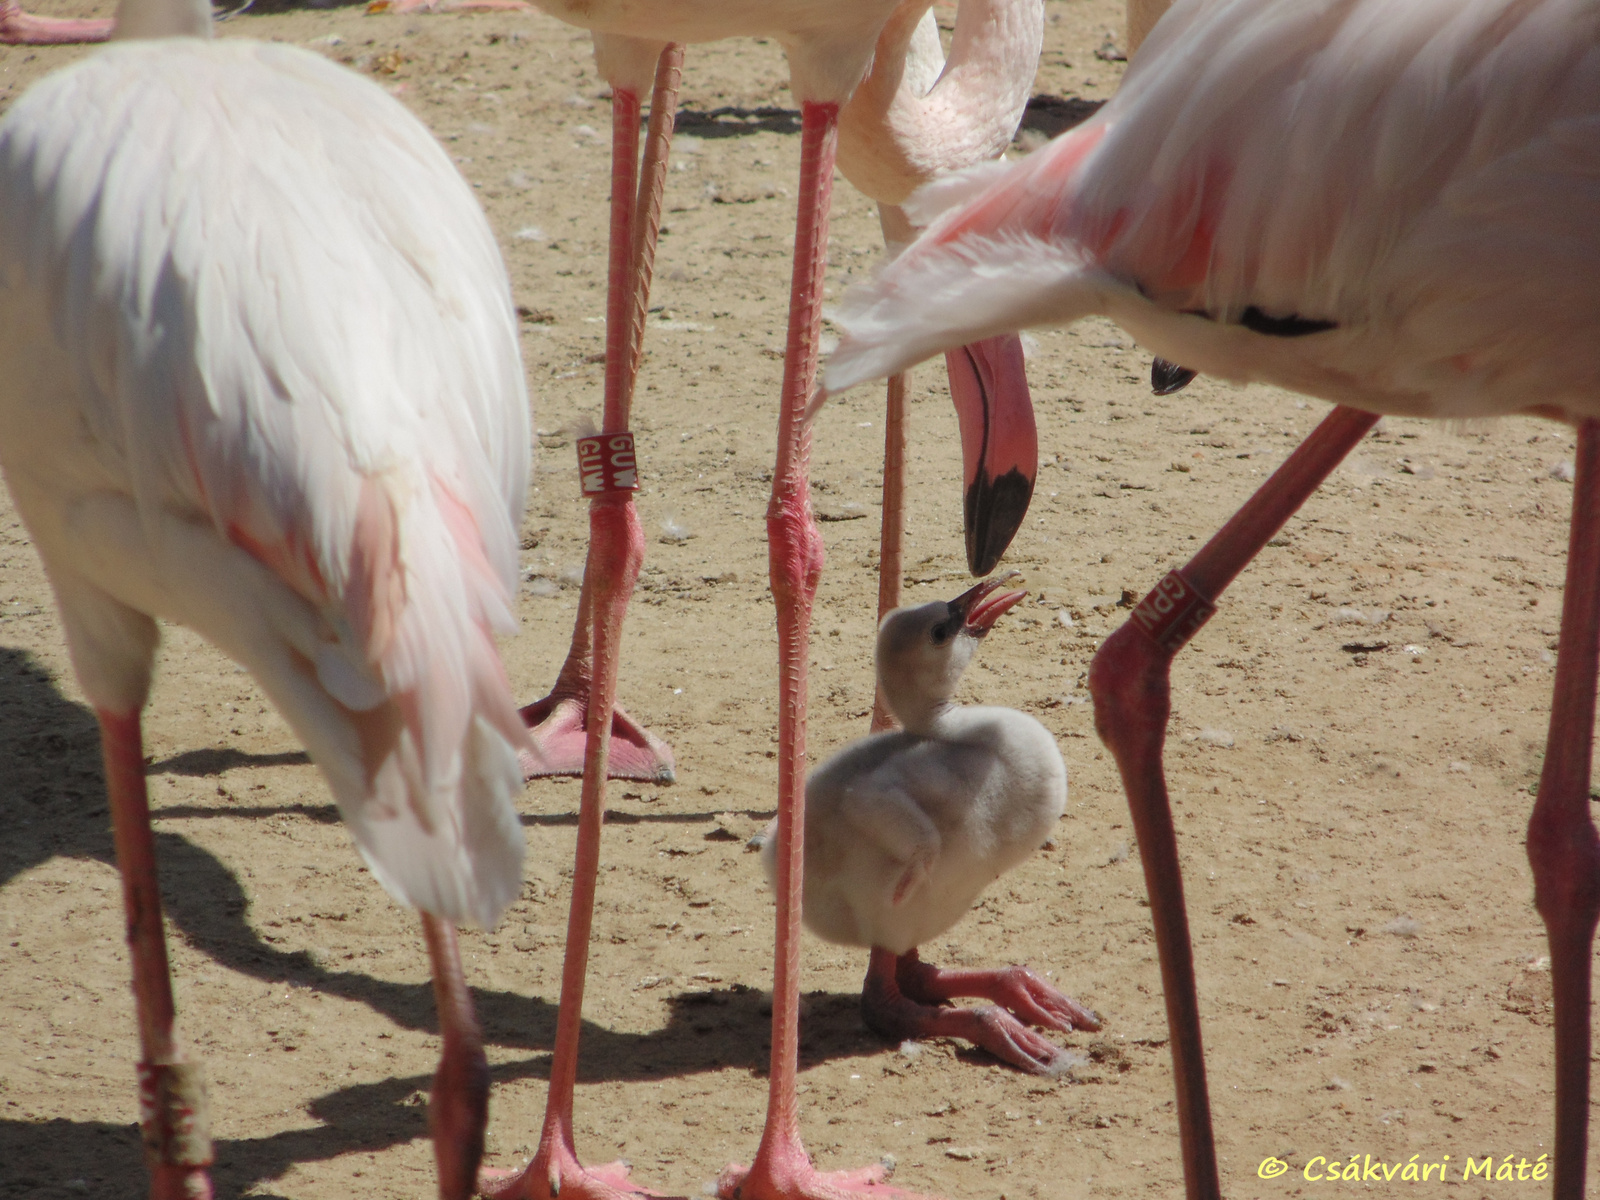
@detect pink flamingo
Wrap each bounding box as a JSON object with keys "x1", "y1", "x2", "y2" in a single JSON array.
[
  {"x1": 469, "y1": 3, "x2": 975, "y2": 1199},
  {"x1": 824, "y1": 0, "x2": 1600, "y2": 1196},
  {"x1": 0, "y1": 1, "x2": 537, "y2": 1195},
  {"x1": 493, "y1": 8, "x2": 1052, "y2": 782},
  {"x1": 835, "y1": 0, "x2": 1043, "y2": 731}
]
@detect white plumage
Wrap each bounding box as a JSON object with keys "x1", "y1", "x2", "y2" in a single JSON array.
[
  {"x1": 826, "y1": 0, "x2": 1600, "y2": 426},
  {"x1": 0, "y1": 35, "x2": 533, "y2": 930},
  {"x1": 761, "y1": 579, "x2": 1094, "y2": 1077},
  {"x1": 769, "y1": 582, "x2": 1064, "y2": 954}
]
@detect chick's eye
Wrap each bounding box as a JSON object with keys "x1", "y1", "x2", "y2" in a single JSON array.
[{"x1": 930, "y1": 623, "x2": 950, "y2": 645}]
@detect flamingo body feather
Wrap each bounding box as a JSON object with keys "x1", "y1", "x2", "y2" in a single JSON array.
[
  {"x1": 531, "y1": 0, "x2": 901, "y2": 101},
  {"x1": 828, "y1": 0, "x2": 1600, "y2": 423},
  {"x1": 0, "y1": 38, "x2": 533, "y2": 929}
]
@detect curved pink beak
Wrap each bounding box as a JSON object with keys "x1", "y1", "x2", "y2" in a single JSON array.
[
  {"x1": 946, "y1": 333, "x2": 1038, "y2": 576},
  {"x1": 952, "y1": 575, "x2": 1028, "y2": 636}
]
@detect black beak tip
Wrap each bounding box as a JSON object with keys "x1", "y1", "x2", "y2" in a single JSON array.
[
  {"x1": 965, "y1": 468, "x2": 1035, "y2": 576},
  {"x1": 1151, "y1": 357, "x2": 1199, "y2": 396},
  {"x1": 968, "y1": 538, "x2": 1006, "y2": 577}
]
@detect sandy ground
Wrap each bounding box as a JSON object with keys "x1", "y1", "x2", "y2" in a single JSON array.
[{"x1": 2, "y1": 2, "x2": 1596, "y2": 1197}]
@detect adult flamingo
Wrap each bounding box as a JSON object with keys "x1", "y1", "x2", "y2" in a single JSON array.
[
  {"x1": 0, "y1": 0, "x2": 537, "y2": 1194},
  {"x1": 508, "y1": 0, "x2": 1051, "y2": 784},
  {"x1": 823, "y1": 0, "x2": 1600, "y2": 1197},
  {"x1": 835, "y1": 0, "x2": 1043, "y2": 732},
  {"x1": 516, "y1": 0, "x2": 1051, "y2": 774}
]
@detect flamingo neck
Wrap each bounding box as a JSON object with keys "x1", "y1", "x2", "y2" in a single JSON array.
[
  {"x1": 882, "y1": 677, "x2": 961, "y2": 737},
  {"x1": 1126, "y1": 0, "x2": 1173, "y2": 58},
  {"x1": 905, "y1": 700, "x2": 959, "y2": 739},
  {"x1": 838, "y1": 0, "x2": 1043, "y2": 206},
  {"x1": 869, "y1": 0, "x2": 946, "y2": 106},
  {"x1": 111, "y1": 0, "x2": 211, "y2": 40}
]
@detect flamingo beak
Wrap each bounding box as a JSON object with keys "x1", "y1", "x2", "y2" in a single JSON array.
[
  {"x1": 946, "y1": 334, "x2": 1038, "y2": 576},
  {"x1": 1151, "y1": 357, "x2": 1198, "y2": 395},
  {"x1": 950, "y1": 574, "x2": 1028, "y2": 637}
]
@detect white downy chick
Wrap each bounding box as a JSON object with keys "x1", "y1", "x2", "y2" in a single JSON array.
[{"x1": 766, "y1": 577, "x2": 1064, "y2": 953}]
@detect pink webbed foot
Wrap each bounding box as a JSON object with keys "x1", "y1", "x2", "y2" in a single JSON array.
[
  {"x1": 517, "y1": 693, "x2": 675, "y2": 783},
  {"x1": 0, "y1": 0, "x2": 111, "y2": 43},
  {"x1": 480, "y1": 1136, "x2": 678, "y2": 1200},
  {"x1": 896, "y1": 953, "x2": 1101, "y2": 1035},
  {"x1": 718, "y1": 1147, "x2": 932, "y2": 1200},
  {"x1": 866, "y1": 990, "x2": 1075, "y2": 1076},
  {"x1": 861, "y1": 949, "x2": 1095, "y2": 1076}
]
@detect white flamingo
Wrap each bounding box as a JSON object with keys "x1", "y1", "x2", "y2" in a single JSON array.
[
  {"x1": 463, "y1": 10, "x2": 917, "y2": 1199},
  {"x1": 773, "y1": 577, "x2": 1099, "y2": 1074},
  {"x1": 0, "y1": 0, "x2": 536, "y2": 1195},
  {"x1": 824, "y1": 0, "x2": 1600, "y2": 1196}
]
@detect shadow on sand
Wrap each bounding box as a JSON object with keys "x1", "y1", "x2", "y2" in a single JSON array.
[{"x1": 0, "y1": 645, "x2": 884, "y2": 1196}]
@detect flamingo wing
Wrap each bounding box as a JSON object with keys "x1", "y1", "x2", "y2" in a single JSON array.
[
  {"x1": 0, "y1": 39, "x2": 534, "y2": 926},
  {"x1": 827, "y1": 0, "x2": 1600, "y2": 419}
]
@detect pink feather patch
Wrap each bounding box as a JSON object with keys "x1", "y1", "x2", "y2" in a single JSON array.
[{"x1": 347, "y1": 478, "x2": 408, "y2": 663}]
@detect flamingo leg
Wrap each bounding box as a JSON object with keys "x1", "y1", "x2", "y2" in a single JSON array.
[
  {"x1": 856, "y1": 948, "x2": 1091, "y2": 1076},
  {"x1": 1527, "y1": 418, "x2": 1600, "y2": 1200},
  {"x1": 869, "y1": 373, "x2": 908, "y2": 733},
  {"x1": 716, "y1": 103, "x2": 929, "y2": 1200},
  {"x1": 1087, "y1": 405, "x2": 1379, "y2": 1200},
  {"x1": 0, "y1": 0, "x2": 111, "y2": 43},
  {"x1": 97, "y1": 709, "x2": 214, "y2": 1200},
  {"x1": 482, "y1": 47, "x2": 684, "y2": 1200},
  {"x1": 482, "y1": 495, "x2": 658, "y2": 1200},
  {"x1": 626, "y1": 44, "x2": 684, "y2": 388},
  {"x1": 519, "y1": 48, "x2": 683, "y2": 786},
  {"x1": 422, "y1": 915, "x2": 492, "y2": 1200}
]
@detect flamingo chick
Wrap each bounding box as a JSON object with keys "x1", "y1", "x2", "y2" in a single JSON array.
[
  {"x1": 767, "y1": 578, "x2": 1099, "y2": 1074},
  {"x1": 0, "y1": 1, "x2": 536, "y2": 1194}
]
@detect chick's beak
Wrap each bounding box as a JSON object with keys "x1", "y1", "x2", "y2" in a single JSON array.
[{"x1": 951, "y1": 575, "x2": 1028, "y2": 636}]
